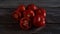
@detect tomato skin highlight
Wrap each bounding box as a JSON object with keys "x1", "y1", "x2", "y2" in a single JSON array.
[
  {"x1": 20, "y1": 17, "x2": 31, "y2": 30},
  {"x1": 33, "y1": 15, "x2": 45, "y2": 27},
  {"x1": 23, "y1": 9, "x2": 35, "y2": 18},
  {"x1": 39, "y1": 8, "x2": 46, "y2": 17}
]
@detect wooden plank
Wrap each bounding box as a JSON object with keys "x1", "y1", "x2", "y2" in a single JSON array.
[{"x1": 0, "y1": 0, "x2": 60, "y2": 8}]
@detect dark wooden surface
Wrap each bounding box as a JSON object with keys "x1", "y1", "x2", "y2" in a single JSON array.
[
  {"x1": 0, "y1": 7, "x2": 60, "y2": 34},
  {"x1": 0, "y1": 7, "x2": 60, "y2": 23},
  {"x1": 0, "y1": 0, "x2": 60, "y2": 8},
  {"x1": 0, "y1": 0, "x2": 60, "y2": 34},
  {"x1": 0, "y1": 24, "x2": 60, "y2": 34}
]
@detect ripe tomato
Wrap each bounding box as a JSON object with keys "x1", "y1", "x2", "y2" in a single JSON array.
[
  {"x1": 33, "y1": 15, "x2": 45, "y2": 27},
  {"x1": 16, "y1": 4, "x2": 26, "y2": 12},
  {"x1": 40, "y1": 8, "x2": 46, "y2": 17},
  {"x1": 20, "y1": 17, "x2": 31, "y2": 30},
  {"x1": 23, "y1": 9, "x2": 35, "y2": 18},
  {"x1": 27, "y1": 4, "x2": 38, "y2": 10},
  {"x1": 12, "y1": 5, "x2": 25, "y2": 20},
  {"x1": 35, "y1": 9, "x2": 42, "y2": 15},
  {"x1": 12, "y1": 11, "x2": 21, "y2": 20}
]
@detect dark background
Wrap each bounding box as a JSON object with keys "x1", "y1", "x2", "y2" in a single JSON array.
[{"x1": 0, "y1": 0, "x2": 60, "y2": 34}]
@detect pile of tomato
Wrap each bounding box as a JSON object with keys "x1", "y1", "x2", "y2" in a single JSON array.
[{"x1": 12, "y1": 4, "x2": 46, "y2": 30}]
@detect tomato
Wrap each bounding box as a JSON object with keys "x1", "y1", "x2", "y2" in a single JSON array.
[
  {"x1": 33, "y1": 15, "x2": 45, "y2": 27},
  {"x1": 23, "y1": 9, "x2": 35, "y2": 18},
  {"x1": 16, "y1": 4, "x2": 26, "y2": 12},
  {"x1": 11, "y1": 4, "x2": 46, "y2": 30},
  {"x1": 20, "y1": 17, "x2": 31, "y2": 30},
  {"x1": 12, "y1": 11, "x2": 21, "y2": 20},
  {"x1": 27, "y1": 4, "x2": 38, "y2": 10},
  {"x1": 35, "y1": 9, "x2": 42, "y2": 15},
  {"x1": 12, "y1": 5, "x2": 25, "y2": 20},
  {"x1": 40, "y1": 8, "x2": 46, "y2": 17}
]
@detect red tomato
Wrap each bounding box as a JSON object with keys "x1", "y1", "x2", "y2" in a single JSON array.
[
  {"x1": 15, "y1": 4, "x2": 25, "y2": 12},
  {"x1": 23, "y1": 9, "x2": 35, "y2": 18},
  {"x1": 33, "y1": 15, "x2": 45, "y2": 27},
  {"x1": 27, "y1": 4, "x2": 38, "y2": 10},
  {"x1": 40, "y1": 8, "x2": 46, "y2": 17},
  {"x1": 20, "y1": 17, "x2": 31, "y2": 30},
  {"x1": 12, "y1": 5, "x2": 25, "y2": 20},
  {"x1": 35, "y1": 9, "x2": 42, "y2": 15},
  {"x1": 12, "y1": 11, "x2": 21, "y2": 20}
]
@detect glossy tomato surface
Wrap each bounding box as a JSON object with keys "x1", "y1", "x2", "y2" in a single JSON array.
[
  {"x1": 33, "y1": 15, "x2": 45, "y2": 27},
  {"x1": 12, "y1": 11, "x2": 21, "y2": 20},
  {"x1": 20, "y1": 17, "x2": 31, "y2": 30},
  {"x1": 23, "y1": 9, "x2": 35, "y2": 18},
  {"x1": 40, "y1": 8, "x2": 46, "y2": 17},
  {"x1": 35, "y1": 9, "x2": 42, "y2": 15},
  {"x1": 16, "y1": 4, "x2": 26, "y2": 12},
  {"x1": 27, "y1": 4, "x2": 38, "y2": 10}
]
